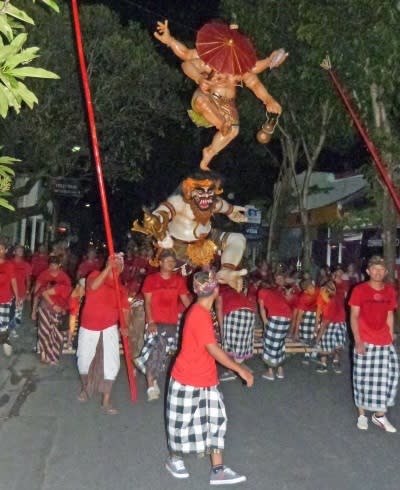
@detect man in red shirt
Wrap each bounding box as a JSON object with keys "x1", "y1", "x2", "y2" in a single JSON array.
[
  {"x1": 349, "y1": 255, "x2": 399, "y2": 433},
  {"x1": 165, "y1": 270, "x2": 253, "y2": 484},
  {"x1": 77, "y1": 254, "x2": 129, "y2": 414},
  {"x1": 10, "y1": 245, "x2": 32, "y2": 337},
  {"x1": 135, "y1": 249, "x2": 191, "y2": 401},
  {"x1": 0, "y1": 240, "x2": 19, "y2": 356}
]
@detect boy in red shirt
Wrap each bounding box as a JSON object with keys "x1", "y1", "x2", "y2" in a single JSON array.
[
  {"x1": 165, "y1": 271, "x2": 253, "y2": 485},
  {"x1": 292, "y1": 278, "x2": 318, "y2": 363},
  {"x1": 215, "y1": 284, "x2": 256, "y2": 381},
  {"x1": 258, "y1": 277, "x2": 293, "y2": 380},
  {"x1": 314, "y1": 281, "x2": 347, "y2": 374},
  {"x1": 349, "y1": 255, "x2": 399, "y2": 432}
]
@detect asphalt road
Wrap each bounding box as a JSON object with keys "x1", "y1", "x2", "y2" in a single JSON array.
[{"x1": 1, "y1": 328, "x2": 400, "y2": 490}]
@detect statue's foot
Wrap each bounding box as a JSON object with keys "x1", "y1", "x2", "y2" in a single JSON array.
[
  {"x1": 199, "y1": 147, "x2": 215, "y2": 171},
  {"x1": 217, "y1": 267, "x2": 248, "y2": 292}
]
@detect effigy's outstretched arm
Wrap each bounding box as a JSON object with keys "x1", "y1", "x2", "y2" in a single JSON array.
[
  {"x1": 242, "y1": 72, "x2": 282, "y2": 114},
  {"x1": 215, "y1": 199, "x2": 247, "y2": 223},
  {"x1": 154, "y1": 20, "x2": 197, "y2": 61},
  {"x1": 251, "y1": 49, "x2": 289, "y2": 74}
]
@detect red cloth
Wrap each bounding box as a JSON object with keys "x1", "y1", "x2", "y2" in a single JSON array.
[
  {"x1": 0, "y1": 260, "x2": 16, "y2": 303},
  {"x1": 77, "y1": 258, "x2": 102, "y2": 279},
  {"x1": 31, "y1": 253, "x2": 49, "y2": 279},
  {"x1": 11, "y1": 258, "x2": 32, "y2": 299},
  {"x1": 50, "y1": 284, "x2": 72, "y2": 310},
  {"x1": 35, "y1": 269, "x2": 72, "y2": 309},
  {"x1": 219, "y1": 285, "x2": 256, "y2": 315},
  {"x1": 172, "y1": 303, "x2": 218, "y2": 387},
  {"x1": 349, "y1": 282, "x2": 397, "y2": 345},
  {"x1": 141, "y1": 272, "x2": 189, "y2": 324},
  {"x1": 258, "y1": 288, "x2": 292, "y2": 318},
  {"x1": 80, "y1": 271, "x2": 129, "y2": 330},
  {"x1": 321, "y1": 294, "x2": 346, "y2": 323},
  {"x1": 296, "y1": 290, "x2": 318, "y2": 312}
]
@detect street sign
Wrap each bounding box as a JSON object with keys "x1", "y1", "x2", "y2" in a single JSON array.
[
  {"x1": 245, "y1": 205, "x2": 262, "y2": 224},
  {"x1": 52, "y1": 177, "x2": 81, "y2": 197}
]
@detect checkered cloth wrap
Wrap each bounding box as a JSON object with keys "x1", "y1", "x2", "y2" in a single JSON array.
[
  {"x1": 319, "y1": 322, "x2": 347, "y2": 353},
  {"x1": 299, "y1": 311, "x2": 316, "y2": 343},
  {"x1": 262, "y1": 316, "x2": 291, "y2": 367},
  {"x1": 134, "y1": 323, "x2": 180, "y2": 377},
  {"x1": 166, "y1": 378, "x2": 227, "y2": 454},
  {"x1": 0, "y1": 302, "x2": 11, "y2": 344},
  {"x1": 353, "y1": 343, "x2": 399, "y2": 412},
  {"x1": 222, "y1": 309, "x2": 255, "y2": 360}
]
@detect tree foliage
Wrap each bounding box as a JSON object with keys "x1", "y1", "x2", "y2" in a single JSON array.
[{"x1": 1, "y1": 3, "x2": 188, "y2": 225}]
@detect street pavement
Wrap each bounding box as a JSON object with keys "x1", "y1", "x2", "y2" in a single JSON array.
[{"x1": 1, "y1": 320, "x2": 400, "y2": 490}]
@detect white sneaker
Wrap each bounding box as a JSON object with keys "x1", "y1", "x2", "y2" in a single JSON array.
[
  {"x1": 165, "y1": 457, "x2": 189, "y2": 479},
  {"x1": 2, "y1": 343, "x2": 13, "y2": 357},
  {"x1": 357, "y1": 415, "x2": 368, "y2": 430},
  {"x1": 147, "y1": 386, "x2": 160, "y2": 402},
  {"x1": 372, "y1": 414, "x2": 397, "y2": 433},
  {"x1": 153, "y1": 380, "x2": 160, "y2": 397}
]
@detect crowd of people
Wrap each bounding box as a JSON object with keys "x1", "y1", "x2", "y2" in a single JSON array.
[{"x1": 0, "y1": 236, "x2": 398, "y2": 485}]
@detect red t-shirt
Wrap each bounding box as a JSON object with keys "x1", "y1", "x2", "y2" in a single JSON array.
[
  {"x1": 219, "y1": 285, "x2": 256, "y2": 315},
  {"x1": 50, "y1": 284, "x2": 72, "y2": 310},
  {"x1": 171, "y1": 303, "x2": 218, "y2": 387},
  {"x1": 349, "y1": 282, "x2": 397, "y2": 345},
  {"x1": 322, "y1": 294, "x2": 346, "y2": 323},
  {"x1": 297, "y1": 291, "x2": 318, "y2": 312},
  {"x1": 31, "y1": 253, "x2": 49, "y2": 279},
  {"x1": 0, "y1": 260, "x2": 16, "y2": 303},
  {"x1": 11, "y1": 258, "x2": 32, "y2": 299},
  {"x1": 141, "y1": 272, "x2": 189, "y2": 324},
  {"x1": 258, "y1": 288, "x2": 292, "y2": 318},
  {"x1": 80, "y1": 271, "x2": 129, "y2": 330}
]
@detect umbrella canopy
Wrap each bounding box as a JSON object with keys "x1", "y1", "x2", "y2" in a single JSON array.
[{"x1": 196, "y1": 22, "x2": 257, "y2": 76}]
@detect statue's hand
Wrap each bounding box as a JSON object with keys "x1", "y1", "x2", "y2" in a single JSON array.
[
  {"x1": 268, "y1": 49, "x2": 289, "y2": 69},
  {"x1": 157, "y1": 233, "x2": 174, "y2": 249},
  {"x1": 154, "y1": 20, "x2": 172, "y2": 46},
  {"x1": 228, "y1": 206, "x2": 248, "y2": 223},
  {"x1": 265, "y1": 99, "x2": 282, "y2": 115}
]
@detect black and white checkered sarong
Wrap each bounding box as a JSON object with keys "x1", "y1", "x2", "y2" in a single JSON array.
[
  {"x1": 222, "y1": 309, "x2": 255, "y2": 360},
  {"x1": 0, "y1": 303, "x2": 11, "y2": 344},
  {"x1": 319, "y1": 322, "x2": 347, "y2": 353},
  {"x1": 134, "y1": 324, "x2": 179, "y2": 377},
  {"x1": 263, "y1": 316, "x2": 291, "y2": 367},
  {"x1": 353, "y1": 343, "x2": 399, "y2": 411},
  {"x1": 166, "y1": 378, "x2": 227, "y2": 454},
  {"x1": 299, "y1": 311, "x2": 316, "y2": 343}
]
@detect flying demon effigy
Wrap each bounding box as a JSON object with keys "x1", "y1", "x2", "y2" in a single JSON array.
[{"x1": 154, "y1": 19, "x2": 287, "y2": 171}]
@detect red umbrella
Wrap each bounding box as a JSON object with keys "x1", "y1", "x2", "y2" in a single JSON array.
[{"x1": 196, "y1": 22, "x2": 257, "y2": 76}]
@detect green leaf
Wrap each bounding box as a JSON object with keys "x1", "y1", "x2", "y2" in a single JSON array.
[
  {"x1": 38, "y1": 0, "x2": 60, "y2": 13},
  {"x1": 4, "y1": 47, "x2": 40, "y2": 69},
  {"x1": 8, "y1": 66, "x2": 60, "y2": 79},
  {"x1": 0, "y1": 86, "x2": 8, "y2": 117},
  {"x1": 0, "y1": 14, "x2": 14, "y2": 41},
  {"x1": 0, "y1": 156, "x2": 19, "y2": 164},
  {"x1": 0, "y1": 197, "x2": 15, "y2": 211},
  {"x1": 15, "y1": 80, "x2": 38, "y2": 108},
  {"x1": 0, "y1": 2, "x2": 35, "y2": 25}
]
